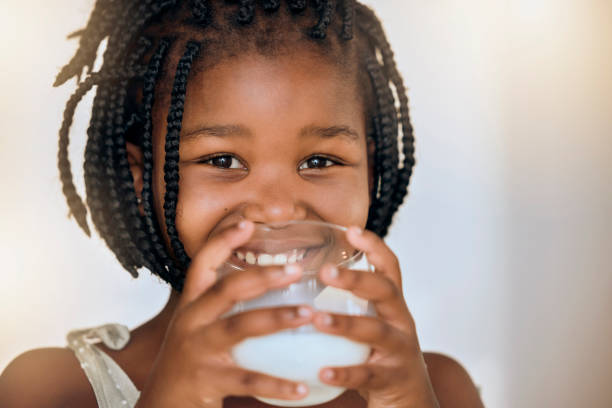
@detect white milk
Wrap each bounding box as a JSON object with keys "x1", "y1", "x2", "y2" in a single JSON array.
[{"x1": 232, "y1": 330, "x2": 371, "y2": 407}]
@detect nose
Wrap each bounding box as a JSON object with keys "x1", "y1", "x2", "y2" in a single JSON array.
[{"x1": 241, "y1": 178, "x2": 308, "y2": 224}]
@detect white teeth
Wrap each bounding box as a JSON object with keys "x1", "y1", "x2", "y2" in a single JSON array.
[
  {"x1": 257, "y1": 254, "x2": 274, "y2": 266},
  {"x1": 236, "y1": 250, "x2": 308, "y2": 266},
  {"x1": 245, "y1": 252, "x2": 256, "y2": 265},
  {"x1": 274, "y1": 254, "x2": 288, "y2": 264}
]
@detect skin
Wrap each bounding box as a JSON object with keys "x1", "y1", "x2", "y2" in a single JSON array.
[{"x1": 0, "y1": 49, "x2": 484, "y2": 408}]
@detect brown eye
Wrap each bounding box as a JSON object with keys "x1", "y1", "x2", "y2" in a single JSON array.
[
  {"x1": 298, "y1": 156, "x2": 336, "y2": 170},
  {"x1": 201, "y1": 154, "x2": 245, "y2": 169}
]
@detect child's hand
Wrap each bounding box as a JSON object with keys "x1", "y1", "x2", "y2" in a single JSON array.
[
  {"x1": 136, "y1": 221, "x2": 312, "y2": 408},
  {"x1": 313, "y1": 227, "x2": 439, "y2": 408}
]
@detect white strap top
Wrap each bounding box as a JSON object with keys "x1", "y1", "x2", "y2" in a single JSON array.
[{"x1": 66, "y1": 324, "x2": 140, "y2": 407}]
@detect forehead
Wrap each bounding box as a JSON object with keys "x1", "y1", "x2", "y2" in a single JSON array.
[{"x1": 180, "y1": 50, "x2": 364, "y2": 128}]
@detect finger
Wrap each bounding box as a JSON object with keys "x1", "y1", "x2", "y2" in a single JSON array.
[
  {"x1": 312, "y1": 313, "x2": 412, "y2": 353},
  {"x1": 318, "y1": 264, "x2": 410, "y2": 324},
  {"x1": 185, "y1": 264, "x2": 304, "y2": 327},
  {"x1": 205, "y1": 305, "x2": 314, "y2": 349},
  {"x1": 346, "y1": 226, "x2": 402, "y2": 288},
  {"x1": 180, "y1": 220, "x2": 255, "y2": 308},
  {"x1": 217, "y1": 366, "x2": 309, "y2": 401},
  {"x1": 319, "y1": 364, "x2": 389, "y2": 390}
]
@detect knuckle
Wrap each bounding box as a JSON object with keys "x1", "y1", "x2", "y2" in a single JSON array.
[
  {"x1": 364, "y1": 367, "x2": 376, "y2": 386},
  {"x1": 209, "y1": 277, "x2": 226, "y2": 296},
  {"x1": 384, "y1": 277, "x2": 400, "y2": 298},
  {"x1": 376, "y1": 319, "x2": 391, "y2": 340},
  {"x1": 341, "y1": 315, "x2": 354, "y2": 332},
  {"x1": 273, "y1": 308, "x2": 291, "y2": 324},
  {"x1": 240, "y1": 372, "x2": 259, "y2": 389},
  {"x1": 223, "y1": 314, "x2": 241, "y2": 334},
  {"x1": 346, "y1": 270, "x2": 363, "y2": 290},
  {"x1": 279, "y1": 380, "x2": 296, "y2": 396}
]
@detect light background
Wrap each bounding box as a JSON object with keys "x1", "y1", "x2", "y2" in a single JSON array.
[{"x1": 1, "y1": 1, "x2": 611, "y2": 407}]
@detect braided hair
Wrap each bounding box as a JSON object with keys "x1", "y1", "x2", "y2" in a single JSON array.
[{"x1": 55, "y1": 0, "x2": 415, "y2": 292}]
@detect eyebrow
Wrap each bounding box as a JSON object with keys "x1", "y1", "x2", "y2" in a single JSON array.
[{"x1": 181, "y1": 124, "x2": 360, "y2": 143}]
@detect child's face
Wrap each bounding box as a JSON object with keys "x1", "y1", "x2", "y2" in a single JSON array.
[{"x1": 150, "y1": 50, "x2": 370, "y2": 258}]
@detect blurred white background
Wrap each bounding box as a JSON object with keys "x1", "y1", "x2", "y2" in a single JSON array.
[{"x1": 1, "y1": 1, "x2": 611, "y2": 407}]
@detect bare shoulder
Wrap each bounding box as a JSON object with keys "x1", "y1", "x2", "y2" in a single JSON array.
[
  {"x1": 423, "y1": 352, "x2": 485, "y2": 408},
  {"x1": 0, "y1": 347, "x2": 95, "y2": 408}
]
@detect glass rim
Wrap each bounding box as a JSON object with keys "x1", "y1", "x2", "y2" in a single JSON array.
[{"x1": 224, "y1": 220, "x2": 364, "y2": 272}]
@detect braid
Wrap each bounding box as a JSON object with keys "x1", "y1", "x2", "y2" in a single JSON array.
[
  {"x1": 310, "y1": 0, "x2": 334, "y2": 39},
  {"x1": 341, "y1": 0, "x2": 354, "y2": 40},
  {"x1": 107, "y1": 37, "x2": 155, "y2": 276},
  {"x1": 57, "y1": 76, "x2": 99, "y2": 235},
  {"x1": 191, "y1": 0, "x2": 212, "y2": 25},
  {"x1": 357, "y1": 4, "x2": 415, "y2": 232},
  {"x1": 236, "y1": 0, "x2": 256, "y2": 24},
  {"x1": 141, "y1": 39, "x2": 181, "y2": 285},
  {"x1": 262, "y1": 0, "x2": 281, "y2": 12},
  {"x1": 364, "y1": 55, "x2": 399, "y2": 236},
  {"x1": 288, "y1": 0, "x2": 307, "y2": 13},
  {"x1": 85, "y1": 37, "x2": 153, "y2": 277},
  {"x1": 54, "y1": 0, "x2": 130, "y2": 86},
  {"x1": 163, "y1": 41, "x2": 202, "y2": 271}
]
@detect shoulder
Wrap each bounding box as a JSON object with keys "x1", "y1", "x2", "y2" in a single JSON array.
[
  {"x1": 423, "y1": 352, "x2": 484, "y2": 408},
  {"x1": 0, "y1": 347, "x2": 94, "y2": 408}
]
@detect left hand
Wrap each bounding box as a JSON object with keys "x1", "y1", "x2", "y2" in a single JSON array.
[{"x1": 313, "y1": 227, "x2": 439, "y2": 408}]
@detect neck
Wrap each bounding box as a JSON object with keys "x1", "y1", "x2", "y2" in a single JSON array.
[
  {"x1": 151, "y1": 289, "x2": 181, "y2": 337},
  {"x1": 133, "y1": 289, "x2": 181, "y2": 352}
]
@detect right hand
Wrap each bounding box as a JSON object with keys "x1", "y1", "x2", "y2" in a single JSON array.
[{"x1": 135, "y1": 221, "x2": 312, "y2": 408}]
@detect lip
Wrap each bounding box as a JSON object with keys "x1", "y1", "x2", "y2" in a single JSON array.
[
  {"x1": 230, "y1": 245, "x2": 320, "y2": 269},
  {"x1": 218, "y1": 220, "x2": 362, "y2": 272}
]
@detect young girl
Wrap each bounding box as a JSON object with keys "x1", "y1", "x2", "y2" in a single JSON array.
[{"x1": 0, "y1": 1, "x2": 483, "y2": 407}]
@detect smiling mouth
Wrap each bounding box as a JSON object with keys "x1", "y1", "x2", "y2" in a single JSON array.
[{"x1": 233, "y1": 248, "x2": 309, "y2": 266}]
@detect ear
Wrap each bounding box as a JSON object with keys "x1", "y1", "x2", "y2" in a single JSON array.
[{"x1": 126, "y1": 141, "x2": 144, "y2": 208}]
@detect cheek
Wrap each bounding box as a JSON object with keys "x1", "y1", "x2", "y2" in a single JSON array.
[
  {"x1": 306, "y1": 169, "x2": 371, "y2": 229},
  {"x1": 173, "y1": 173, "x2": 237, "y2": 257}
]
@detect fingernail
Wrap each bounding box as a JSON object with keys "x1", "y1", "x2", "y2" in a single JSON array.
[
  {"x1": 295, "y1": 384, "x2": 308, "y2": 395},
  {"x1": 318, "y1": 313, "x2": 333, "y2": 326},
  {"x1": 285, "y1": 264, "x2": 301, "y2": 275},
  {"x1": 297, "y1": 306, "x2": 312, "y2": 318},
  {"x1": 321, "y1": 368, "x2": 335, "y2": 381},
  {"x1": 349, "y1": 226, "x2": 363, "y2": 235}
]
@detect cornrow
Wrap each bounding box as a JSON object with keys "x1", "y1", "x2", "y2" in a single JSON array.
[
  {"x1": 56, "y1": 0, "x2": 415, "y2": 291},
  {"x1": 163, "y1": 41, "x2": 202, "y2": 271}
]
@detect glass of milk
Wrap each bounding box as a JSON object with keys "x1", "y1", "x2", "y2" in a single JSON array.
[{"x1": 218, "y1": 220, "x2": 374, "y2": 407}]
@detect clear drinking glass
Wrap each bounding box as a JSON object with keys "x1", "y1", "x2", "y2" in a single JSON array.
[{"x1": 218, "y1": 220, "x2": 375, "y2": 407}]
